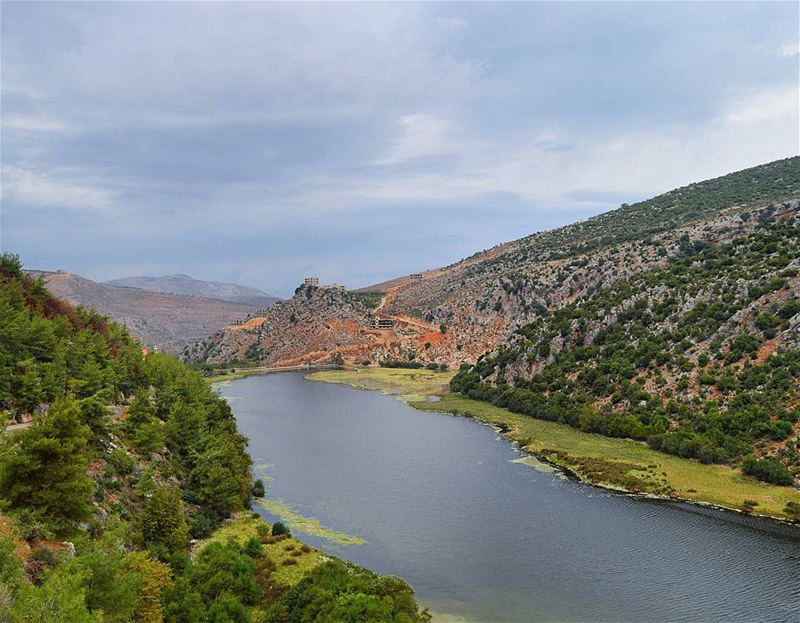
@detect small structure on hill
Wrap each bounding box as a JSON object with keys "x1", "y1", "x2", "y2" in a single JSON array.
[
  {"x1": 410, "y1": 273, "x2": 423, "y2": 280},
  {"x1": 304, "y1": 277, "x2": 320, "y2": 287},
  {"x1": 372, "y1": 317, "x2": 395, "y2": 329}
]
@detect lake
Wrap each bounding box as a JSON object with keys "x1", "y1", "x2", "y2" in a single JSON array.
[{"x1": 216, "y1": 372, "x2": 800, "y2": 622}]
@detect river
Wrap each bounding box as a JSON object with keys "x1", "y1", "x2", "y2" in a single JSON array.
[{"x1": 216, "y1": 372, "x2": 800, "y2": 622}]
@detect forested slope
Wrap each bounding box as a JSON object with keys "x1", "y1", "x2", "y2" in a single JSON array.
[{"x1": 0, "y1": 254, "x2": 428, "y2": 622}]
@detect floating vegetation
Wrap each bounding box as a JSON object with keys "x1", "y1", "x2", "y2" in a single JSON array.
[{"x1": 255, "y1": 498, "x2": 366, "y2": 545}]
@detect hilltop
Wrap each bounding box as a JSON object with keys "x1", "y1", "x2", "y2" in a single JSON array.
[
  {"x1": 105, "y1": 274, "x2": 280, "y2": 308},
  {"x1": 33, "y1": 271, "x2": 267, "y2": 352}
]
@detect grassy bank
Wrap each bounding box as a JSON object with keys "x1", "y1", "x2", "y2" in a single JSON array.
[
  {"x1": 205, "y1": 367, "x2": 267, "y2": 384},
  {"x1": 307, "y1": 368, "x2": 800, "y2": 521},
  {"x1": 307, "y1": 367, "x2": 454, "y2": 401}
]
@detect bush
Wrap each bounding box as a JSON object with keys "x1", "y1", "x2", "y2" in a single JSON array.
[
  {"x1": 244, "y1": 536, "x2": 263, "y2": 558},
  {"x1": 271, "y1": 522, "x2": 290, "y2": 537},
  {"x1": 742, "y1": 455, "x2": 795, "y2": 486},
  {"x1": 252, "y1": 479, "x2": 265, "y2": 498}
]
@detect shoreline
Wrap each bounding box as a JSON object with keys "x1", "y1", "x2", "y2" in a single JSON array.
[{"x1": 306, "y1": 368, "x2": 800, "y2": 525}]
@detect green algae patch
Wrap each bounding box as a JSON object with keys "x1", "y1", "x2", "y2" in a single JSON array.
[{"x1": 255, "y1": 498, "x2": 366, "y2": 546}]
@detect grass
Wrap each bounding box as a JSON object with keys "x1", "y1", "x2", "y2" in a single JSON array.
[
  {"x1": 205, "y1": 368, "x2": 267, "y2": 384},
  {"x1": 307, "y1": 367, "x2": 454, "y2": 402},
  {"x1": 309, "y1": 368, "x2": 800, "y2": 521},
  {"x1": 192, "y1": 512, "x2": 327, "y2": 586}
]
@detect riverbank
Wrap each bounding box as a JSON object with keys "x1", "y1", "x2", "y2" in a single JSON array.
[{"x1": 306, "y1": 368, "x2": 800, "y2": 522}]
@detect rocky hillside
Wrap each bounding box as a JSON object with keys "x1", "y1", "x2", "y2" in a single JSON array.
[
  {"x1": 34, "y1": 271, "x2": 262, "y2": 352},
  {"x1": 192, "y1": 157, "x2": 800, "y2": 369},
  {"x1": 452, "y1": 210, "x2": 800, "y2": 485},
  {"x1": 186, "y1": 284, "x2": 452, "y2": 367},
  {"x1": 106, "y1": 273, "x2": 280, "y2": 307}
]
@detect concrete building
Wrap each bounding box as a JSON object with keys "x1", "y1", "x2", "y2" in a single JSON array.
[
  {"x1": 410, "y1": 273, "x2": 423, "y2": 280},
  {"x1": 304, "y1": 277, "x2": 320, "y2": 287},
  {"x1": 371, "y1": 317, "x2": 395, "y2": 329}
]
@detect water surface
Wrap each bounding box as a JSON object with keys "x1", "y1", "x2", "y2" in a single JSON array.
[{"x1": 217, "y1": 373, "x2": 800, "y2": 622}]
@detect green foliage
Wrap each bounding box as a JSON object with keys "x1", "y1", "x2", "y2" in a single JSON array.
[
  {"x1": 252, "y1": 479, "x2": 265, "y2": 498},
  {"x1": 0, "y1": 254, "x2": 145, "y2": 417},
  {"x1": 347, "y1": 290, "x2": 384, "y2": 309},
  {"x1": 8, "y1": 565, "x2": 98, "y2": 623},
  {"x1": 742, "y1": 455, "x2": 794, "y2": 486},
  {"x1": 73, "y1": 537, "x2": 144, "y2": 623},
  {"x1": 0, "y1": 396, "x2": 93, "y2": 532},
  {"x1": 271, "y1": 522, "x2": 290, "y2": 537},
  {"x1": 187, "y1": 420, "x2": 253, "y2": 520},
  {"x1": 0, "y1": 255, "x2": 425, "y2": 623},
  {"x1": 265, "y1": 559, "x2": 430, "y2": 623},
  {"x1": 143, "y1": 488, "x2": 190, "y2": 557}
]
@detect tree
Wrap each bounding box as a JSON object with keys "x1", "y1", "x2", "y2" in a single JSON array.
[
  {"x1": 127, "y1": 389, "x2": 156, "y2": 428},
  {"x1": 127, "y1": 551, "x2": 172, "y2": 623},
  {"x1": 80, "y1": 396, "x2": 111, "y2": 438},
  {"x1": 252, "y1": 479, "x2": 265, "y2": 498},
  {"x1": 74, "y1": 537, "x2": 144, "y2": 623},
  {"x1": 187, "y1": 421, "x2": 252, "y2": 519},
  {"x1": 9, "y1": 566, "x2": 98, "y2": 623},
  {"x1": 190, "y1": 541, "x2": 262, "y2": 606},
  {"x1": 142, "y1": 488, "x2": 190, "y2": 556},
  {"x1": 0, "y1": 396, "x2": 93, "y2": 531}
]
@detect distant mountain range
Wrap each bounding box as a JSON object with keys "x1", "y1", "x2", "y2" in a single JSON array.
[
  {"x1": 30, "y1": 271, "x2": 277, "y2": 352},
  {"x1": 105, "y1": 274, "x2": 280, "y2": 307}
]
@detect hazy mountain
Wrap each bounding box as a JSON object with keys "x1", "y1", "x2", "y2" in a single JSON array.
[
  {"x1": 33, "y1": 271, "x2": 262, "y2": 352},
  {"x1": 105, "y1": 274, "x2": 280, "y2": 307}
]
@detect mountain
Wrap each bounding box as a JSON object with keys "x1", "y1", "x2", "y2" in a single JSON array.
[
  {"x1": 32, "y1": 271, "x2": 263, "y2": 352},
  {"x1": 190, "y1": 156, "x2": 800, "y2": 371},
  {"x1": 105, "y1": 273, "x2": 280, "y2": 307}
]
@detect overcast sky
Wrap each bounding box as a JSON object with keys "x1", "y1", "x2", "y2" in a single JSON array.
[{"x1": 1, "y1": 2, "x2": 798, "y2": 296}]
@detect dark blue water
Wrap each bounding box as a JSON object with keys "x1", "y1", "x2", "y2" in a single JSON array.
[{"x1": 217, "y1": 373, "x2": 800, "y2": 623}]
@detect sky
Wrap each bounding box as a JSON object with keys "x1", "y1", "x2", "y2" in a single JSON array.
[{"x1": 1, "y1": 2, "x2": 798, "y2": 297}]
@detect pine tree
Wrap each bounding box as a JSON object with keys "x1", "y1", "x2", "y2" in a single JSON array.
[{"x1": 0, "y1": 396, "x2": 93, "y2": 531}]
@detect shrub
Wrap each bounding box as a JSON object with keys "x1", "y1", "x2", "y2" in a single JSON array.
[
  {"x1": 271, "y1": 522, "x2": 290, "y2": 537},
  {"x1": 742, "y1": 455, "x2": 795, "y2": 486}
]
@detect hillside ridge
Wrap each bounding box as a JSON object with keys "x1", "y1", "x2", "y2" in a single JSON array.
[{"x1": 192, "y1": 157, "x2": 800, "y2": 370}]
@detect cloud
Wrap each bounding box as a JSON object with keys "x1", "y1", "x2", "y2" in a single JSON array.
[
  {"x1": 2, "y1": 115, "x2": 68, "y2": 132},
  {"x1": 779, "y1": 41, "x2": 800, "y2": 57},
  {"x1": 1, "y1": 1, "x2": 798, "y2": 294},
  {"x1": 375, "y1": 114, "x2": 461, "y2": 164},
  {"x1": 1, "y1": 166, "x2": 113, "y2": 211}
]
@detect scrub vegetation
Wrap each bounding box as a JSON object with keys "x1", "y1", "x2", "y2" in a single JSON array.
[{"x1": 453, "y1": 219, "x2": 800, "y2": 496}]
